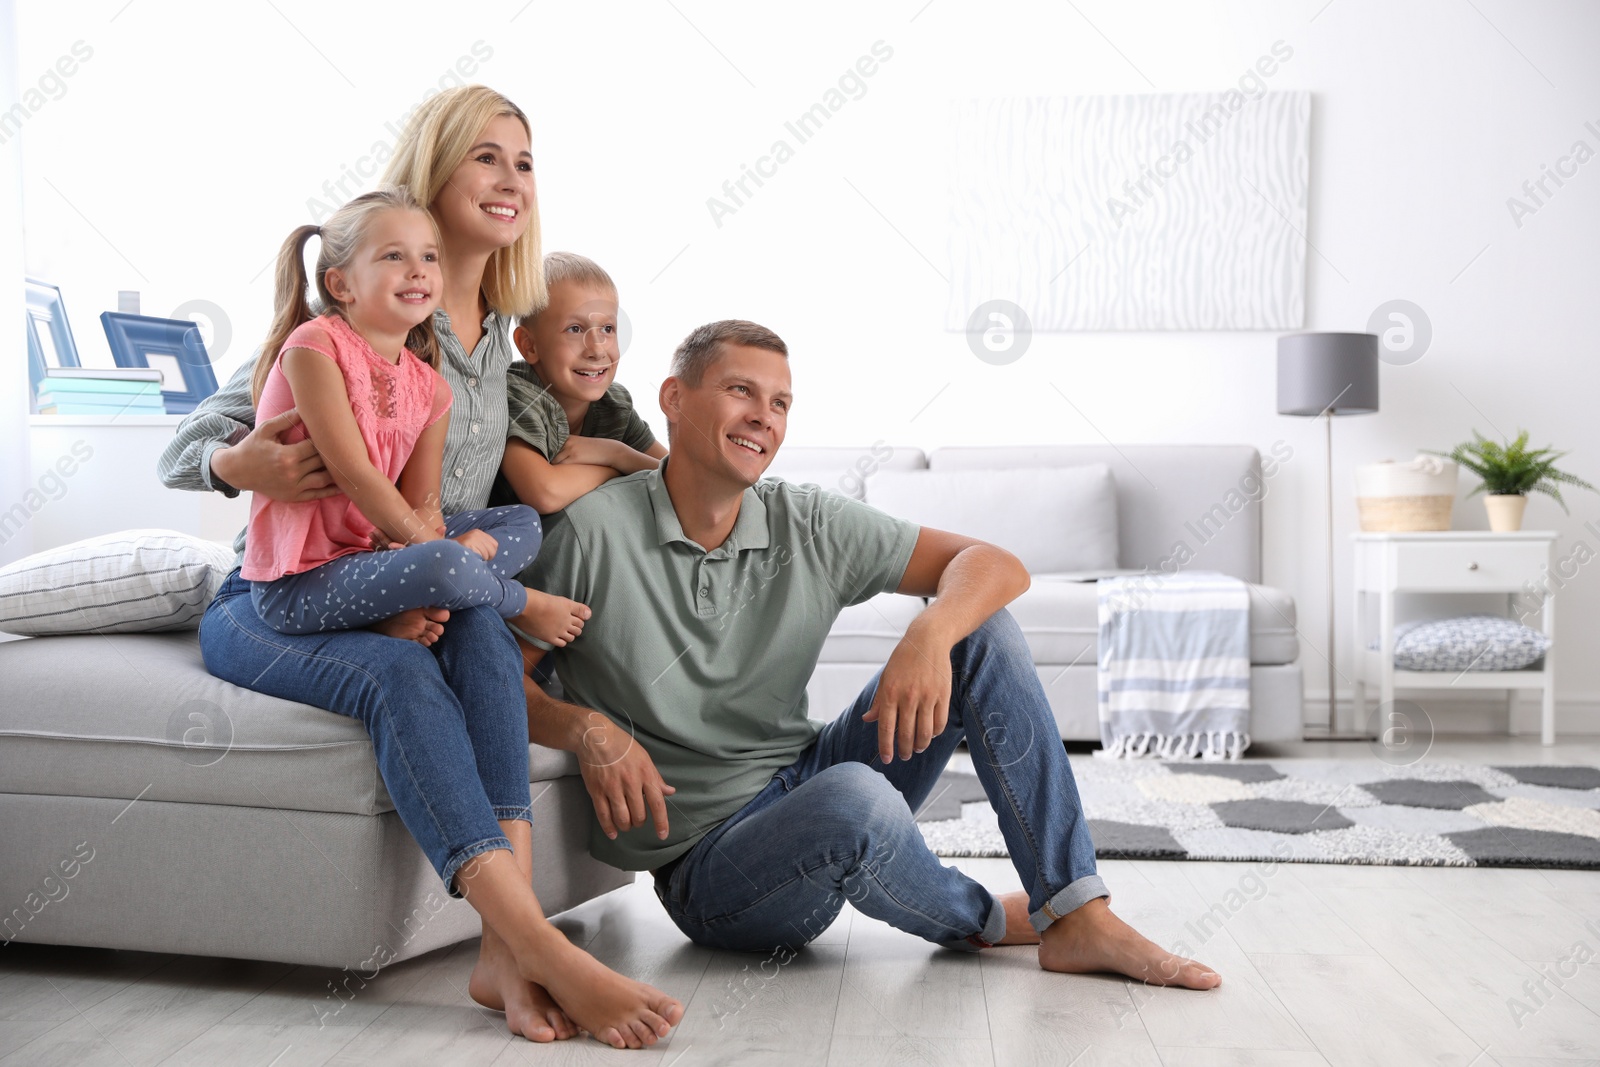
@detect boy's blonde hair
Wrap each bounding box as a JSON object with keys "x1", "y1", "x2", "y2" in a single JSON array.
[
  {"x1": 253, "y1": 186, "x2": 441, "y2": 405},
  {"x1": 516, "y1": 252, "x2": 617, "y2": 328},
  {"x1": 380, "y1": 85, "x2": 546, "y2": 317}
]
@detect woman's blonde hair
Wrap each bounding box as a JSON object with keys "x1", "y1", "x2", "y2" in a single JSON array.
[
  {"x1": 381, "y1": 85, "x2": 546, "y2": 318},
  {"x1": 252, "y1": 186, "x2": 442, "y2": 405}
]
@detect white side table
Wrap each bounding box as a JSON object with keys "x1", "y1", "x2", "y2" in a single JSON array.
[{"x1": 1352, "y1": 531, "x2": 1557, "y2": 744}]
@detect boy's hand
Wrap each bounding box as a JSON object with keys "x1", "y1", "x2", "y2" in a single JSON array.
[
  {"x1": 452, "y1": 529, "x2": 499, "y2": 560},
  {"x1": 553, "y1": 436, "x2": 622, "y2": 469}
]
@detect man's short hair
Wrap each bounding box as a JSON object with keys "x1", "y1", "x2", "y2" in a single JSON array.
[
  {"x1": 669, "y1": 320, "x2": 788, "y2": 386},
  {"x1": 516, "y1": 252, "x2": 616, "y2": 326}
]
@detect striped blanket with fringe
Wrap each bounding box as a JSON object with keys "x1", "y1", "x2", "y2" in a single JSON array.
[{"x1": 1095, "y1": 570, "x2": 1251, "y2": 761}]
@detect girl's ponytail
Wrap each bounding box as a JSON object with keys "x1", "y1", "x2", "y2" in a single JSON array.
[{"x1": 252, "y1": 223, "x2": 323, "y2": 405}]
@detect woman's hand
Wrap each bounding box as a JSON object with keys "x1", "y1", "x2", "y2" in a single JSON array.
[
  {"x1": 452, "y1": 529, "x2": 499, "y2": 560},
  {"x1": 211, "y1": 408, "x2": 339, "y2": 502}
]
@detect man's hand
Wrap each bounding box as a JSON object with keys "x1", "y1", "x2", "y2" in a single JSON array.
[
  {"x1": 370, "y1": 606, "x2": 449, "y2": 646},
  {"x1": 576, "y1": 712, "x2": 675, "y2": 840},
  {"x1": 862, "y1": 624, "x2": 954, "y2": 763},
  {"x1": 553, "y1": 435, "x2": 627, "y2": 469},
  {"x1": 452, "y1": 529, "x2": 499, "y2": 560},
  {"x1": 211, "y1": 408, "x2": 338, "y2": 502}
]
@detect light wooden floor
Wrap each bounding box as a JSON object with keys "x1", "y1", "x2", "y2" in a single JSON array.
[{"x1": 4, "y1": 736, "x2": 1599, "y2": 1066}]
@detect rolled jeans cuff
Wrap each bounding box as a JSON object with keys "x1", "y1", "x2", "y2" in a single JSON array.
[
  {"x1": 440, "y1": 835, "x2": 513, "y2": 900},
  {"x1": 1030, "y1": 874, "x2": 1111, "y2": 933},
  {"x1": 946, "y1": 894, "x2": 1008, "y2": 951},
  {"x1": 492, "y1": 804, "x2": 532, "y2": 825}
]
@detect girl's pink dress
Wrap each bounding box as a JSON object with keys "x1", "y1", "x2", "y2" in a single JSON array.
[{"x1": 241, "y1": 314, "x2": 449, "y2": 581}]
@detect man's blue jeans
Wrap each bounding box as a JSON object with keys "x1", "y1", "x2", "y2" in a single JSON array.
[
  {"x1": 199, "y1": 512, "x2": 532, "y2": 895},
  {"x1": 653, "y1": 609, "x2": 1108, "y2": 951}
]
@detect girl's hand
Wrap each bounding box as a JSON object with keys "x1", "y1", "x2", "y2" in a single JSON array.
[
  {"x1": 452, "y1": 529, "x2": 499, "y2": 560},
  {"x1": 553, "y1": 436, "x2": 621, "y2": 469}
]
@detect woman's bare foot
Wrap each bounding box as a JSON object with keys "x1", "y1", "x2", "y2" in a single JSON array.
[
  {"x1": 996, "y1": 890, "x2": 1042, "y2": 945},
  {"x1": 509, "y1": 589, "x2": 591, "y2": 648},
  {"x1": 517, "y1": 931, "x2": 684, "y2": 1050},
  {"x1": 1038, "y1": 897, "x2": 1221, "y2": 989},
  {"x1": 468, "y1": 930, "x2": 578, "y2": 1042}
]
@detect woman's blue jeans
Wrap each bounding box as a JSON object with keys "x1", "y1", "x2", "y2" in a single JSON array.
[
  {"x1": 653, "y1": 609, "x2": 1108, "y2": 951},
  {"x1": 200, "y1": 513, "x2": 532, "y2": 895}
]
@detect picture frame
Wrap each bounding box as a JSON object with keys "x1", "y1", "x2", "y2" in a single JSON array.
[
  {"x1": 25, "y1": 279, "x2": 81, "y2": 408},
  {"x1": 99, "y1": 311, "x2": 221, "y2": 414}
]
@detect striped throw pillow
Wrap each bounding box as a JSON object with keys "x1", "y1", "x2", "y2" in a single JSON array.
[{"x1": 0, "y1": 529, "x2": 235, "y2": 636}]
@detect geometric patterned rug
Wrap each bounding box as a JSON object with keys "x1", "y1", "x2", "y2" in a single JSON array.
[{"x1": 917, "y1": 757, "x2": 1600, "y2": 868}]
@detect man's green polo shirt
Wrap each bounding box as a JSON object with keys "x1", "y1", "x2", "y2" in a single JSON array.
[{"x1": 523, "y1": 460, "x2": 920, "y2": 871}]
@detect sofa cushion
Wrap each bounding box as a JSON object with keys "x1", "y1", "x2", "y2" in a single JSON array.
[
  {"x1": 819, "y1": 593, "x2": 925, "y2": 662},
  {"x1": 813, "y1": 580, "x2": 1298, "y2": 667},
  {"x1": 0, "y1": 632, "x2": 579, "y2": 817},
  {"x1": 762, "y1": 445, "x2": 929, "y2": 501},
  {"x1": 0, "y1": 529, "x2": 234, "y2": 636},
  {"x1": 1005, "y1": 578, "x2": 1298, "y2": 666},
  {"x1": 865, "y1": 465, "x2": 1119, "y2": 574}
]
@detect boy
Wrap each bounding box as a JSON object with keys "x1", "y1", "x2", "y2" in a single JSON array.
[{"x1": 494, "y1": 252, "x2": 668, "y2": 516}]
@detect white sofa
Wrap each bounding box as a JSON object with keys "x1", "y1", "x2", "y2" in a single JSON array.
[{"x1": 768, "y1": 444, "x2": 1303, "y2": 743}]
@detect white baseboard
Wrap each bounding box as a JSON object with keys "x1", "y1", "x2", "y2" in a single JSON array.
[{"x1": 1306, "y1": 690, "x2": 1600, "y2": 736}]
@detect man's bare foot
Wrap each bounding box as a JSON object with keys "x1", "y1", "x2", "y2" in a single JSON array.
[
  {"x1": 517, "y1": 931, "x2": 684, "y2": 1050},
  {"x1": 468, "y1": 930, "x2": 578, "y2": 1042},
  {"x1": 370, "y1": 606, "x2": 449, "y2": 647},
  {"x1": 996, "y1": 890, "x2": 1042, "y2": 945},
  {"x1": 510, "y1": 589, "x2": 591, "y2": 648},
  {"x1": 1038, "y1": 897, "x2": 1220, "y2": 989}
]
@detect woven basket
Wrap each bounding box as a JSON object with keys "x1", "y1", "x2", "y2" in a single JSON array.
[
  {"x1": 1357, "y1": 494, "x2": 1455, "y2": 532},
  {"x1": 1356, "y1": 456, "x2": 1458, "y2": 532}
]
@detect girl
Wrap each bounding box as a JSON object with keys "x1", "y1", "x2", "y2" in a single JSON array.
[
  {"x1": 241, "y1": 185, "x2": 585, "y2": 650},
  {"x1": 174, "y1": 87, "x2": 683, "y2": 1050}
]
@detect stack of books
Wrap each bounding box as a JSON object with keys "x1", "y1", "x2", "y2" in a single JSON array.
[{"x1": 37, "y1": 367, "x2": 166, "y2": 415}]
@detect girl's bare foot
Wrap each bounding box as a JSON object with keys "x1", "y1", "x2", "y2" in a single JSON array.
[
  {"x1": 1038, "y1": 897, "x2": 1221, "y2": 989},
  {"x1": 370, "y1": 606, "x2": 449, "y2": 646},
  {"x1": 517, "y1": 931, "x2": 684, "y2": 1050},
  {"x1": 468, "y1": 930, "x2": 578, "y2": 1042},
  {"x1": 996, "y1": 890, "x2": 1042, "y2": 945},
  {"x1": 510, "y1": 589, "x2": 591, "y2": 648}
]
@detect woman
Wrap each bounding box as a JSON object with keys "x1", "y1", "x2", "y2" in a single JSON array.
[{"x1": 158, "y1": 86, "x2": 681, "y2": 1051}]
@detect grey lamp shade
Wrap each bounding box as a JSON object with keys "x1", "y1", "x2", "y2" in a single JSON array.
[{"x1": 1276, "y1": 332, "x2": 1380, "y2": 416}]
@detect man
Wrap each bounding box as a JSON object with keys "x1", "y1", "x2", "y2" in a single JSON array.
[{"x1": 519, "y1": 319, "x2": 1219, "y2": 988}]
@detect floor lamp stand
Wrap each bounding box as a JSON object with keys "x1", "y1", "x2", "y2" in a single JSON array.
[{"x1": 1317, "y1": 411, "x2": 1373, "y2": 741}]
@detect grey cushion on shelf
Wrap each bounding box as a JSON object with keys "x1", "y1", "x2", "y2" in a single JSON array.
[{"x1": 1387, "y1": 615, "x2": 1551, "y2": 672}]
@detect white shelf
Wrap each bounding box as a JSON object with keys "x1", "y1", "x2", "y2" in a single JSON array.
[
  {"x1": 1389, "y1": 668, "x2": 1550, "y2": 690},
  {"x1": 1351, "y1": 530, "x2": 1557, "y2": 541},
  {"x1": 1352, "y1": 530, "x2": 1557, "y2": 744},
  {"x1": 28, "y1": 414, "x2": 186, "y2": 427}
]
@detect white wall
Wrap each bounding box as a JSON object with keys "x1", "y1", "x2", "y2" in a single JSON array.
[
  {"x1": 14, "y1": 1, "x2": 1600, "y2": 729},
  {"x1": 1, "y1": 0, "x2": 32, "y2": 566}
]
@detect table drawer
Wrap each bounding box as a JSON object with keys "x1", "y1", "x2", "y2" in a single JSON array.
[{"x1": 1391, "y1": 541, "x2": 1548, "y2": 590}]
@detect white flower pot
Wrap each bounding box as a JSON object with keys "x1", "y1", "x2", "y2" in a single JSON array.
[{"x1": 1484, "y1": 494, "x2": 1528, "y2": 532}]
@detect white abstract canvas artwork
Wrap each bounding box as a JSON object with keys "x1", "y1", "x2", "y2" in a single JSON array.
[{"x1": 947, "y1": 91, "x2": 1310, "y2": 332}]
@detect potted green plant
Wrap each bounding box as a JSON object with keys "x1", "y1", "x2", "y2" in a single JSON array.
[{"x1": 1428, "y1": 430, "x2": 1595, "y2": 532}]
